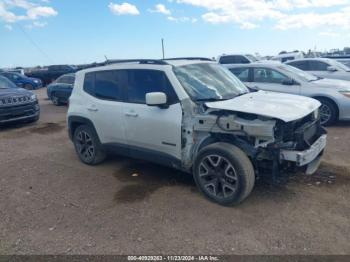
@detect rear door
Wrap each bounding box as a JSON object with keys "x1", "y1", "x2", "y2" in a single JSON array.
[
  {"x1": 250, "y1": 67, "x2": 301, "y2": 95},
  {"x1": 82, "y1": 70, "x2": 127, "y2": 145},
  {"x1": 122, "y1": 69, "x2": 182, "y2": 161}
]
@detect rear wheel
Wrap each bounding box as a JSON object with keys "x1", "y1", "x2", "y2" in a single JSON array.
[
  {"x1": 73, "y1": 125, "x2": 106, "y2": 165},
  {"x1": 317, "y1": 98, "x2": 337, "y2": 126},
  {"x1": 193, "y1": 143, "x2": 255, "y2": 206},
  {"x1": 51, "y1": 93, "x2": 61, "y2": 106}
]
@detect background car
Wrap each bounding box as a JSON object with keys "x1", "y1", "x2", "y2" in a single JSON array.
[
  {"x1": 0, "y1": 76, "x2": 40, "y2": 125},
  {"x1": 286, "y1": 58, "x2": 350, "y2": 81},
  {"x1": 217, "y1": 54, "x2": 258, "y2": 65},
  {"x1": 228, "y1": 63, "x2": 350, "y2": 126},
  {"x1": 47, "y1": 73, "x2": 75, "y2": 106},
  {"x1": 271, "y1": 51, "x2": 304, "y2": 62},
  {"x1": 0, "y1": 72, "x2": 42, "y2": 90},
  {"x1": 26, "y1": 65, "x2": 77, "y2": 86}
]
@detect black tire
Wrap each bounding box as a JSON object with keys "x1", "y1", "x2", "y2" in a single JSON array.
[
  {"x1": 73, "y1": 125, "x2": 106, "y2": 165},
  {"x1": 317, "y1": 98, "x2": 337, "y2": 126},
  {"x1": 24, "y1": 84, "x2": 34, "y2": 90},
  {"x1": 193, "y1": 142, "x2": 255, "y2": 206},
  {"x1": 51, "y1": 93, "x2": 61, "y2": 106}
]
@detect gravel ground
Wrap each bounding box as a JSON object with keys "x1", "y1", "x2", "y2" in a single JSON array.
[{"x1": 0, "y1": 89, "x2": 349, "y2": 255}]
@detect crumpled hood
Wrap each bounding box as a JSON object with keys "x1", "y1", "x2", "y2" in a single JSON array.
[
  {"x1": 0, "y1": 88, "x2": 33, "y2": 98},
  {"x1": 206, "y1": 91, "x2": 320, "y2": 122},
  {"x1": 312, "y1": 78, "x2": 350, "y2": 91}
]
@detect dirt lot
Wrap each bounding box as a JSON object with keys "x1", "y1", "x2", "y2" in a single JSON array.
[{"x1": 0, "y1": 88, "x2": 349, "y2": 255}]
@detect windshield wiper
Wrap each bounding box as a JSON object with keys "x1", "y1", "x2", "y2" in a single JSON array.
[{"x1": 195, "y1": 98, "x2": 228, "y2": 102}]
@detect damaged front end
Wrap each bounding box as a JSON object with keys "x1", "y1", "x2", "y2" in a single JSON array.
[{"x1": 186, "y1": 105, "x2": 327, "y2": 183}]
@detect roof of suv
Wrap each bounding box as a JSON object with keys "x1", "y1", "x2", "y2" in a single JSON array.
[{"x1": 79, "y1": 58, "x2": 215, "y2": 74}]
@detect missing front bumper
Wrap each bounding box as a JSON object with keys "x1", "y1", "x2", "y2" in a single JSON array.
[{"x1": 279, "y1": 134, "x2": 327, "y2": 167}]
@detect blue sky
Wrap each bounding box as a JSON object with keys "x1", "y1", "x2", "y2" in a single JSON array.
[{"x1": 1, "y1": 0, "x2": 350, "y2": 67}]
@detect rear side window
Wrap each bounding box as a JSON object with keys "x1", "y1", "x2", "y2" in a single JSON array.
[
  {"x1": 57, "y1": 76, "x2": 75, "y2": 85},
  {"x1": 229, "y1": 68, "x2": 250, "y2": 82},
  {"x1": 126, "y1": 70, "x2": 178, "y2": 104},
  {"x1": 288, "y1": 61, "x2": 309, "y2": 71},
  {"x1": 83, "y1": 70, "x2": 127, "y2": 101},
  {"x1": 95, "y1": 71, "x2": 126, "y2": 101},
  {"x1": 308, "y1": 61, "x2": 329, "y2": 71}
]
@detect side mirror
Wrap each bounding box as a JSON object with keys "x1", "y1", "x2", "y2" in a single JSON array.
[
  {"x1": 146, "y1": 92, "x2": 168, "y2": 108},
  {"x1": 327, "y1": 66, "x2": 337, "y2": 72},
  {"x1": 282, "y1": 79, "x2": 295, "y2": 85}
]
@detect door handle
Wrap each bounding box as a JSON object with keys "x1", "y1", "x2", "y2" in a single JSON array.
[
  {"x1": 125, "y1": 112, "x2": 138, "y2": 117},
  {"x1": 87, "y1": 107, "x2": 98, "y2": 112}
]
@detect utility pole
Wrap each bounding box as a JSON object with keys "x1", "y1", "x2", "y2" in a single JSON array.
[{"x1": 161, "y1": 38, "x2": 165, "y2": 59}]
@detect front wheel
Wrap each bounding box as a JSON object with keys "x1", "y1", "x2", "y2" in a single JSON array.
[
  {"x1": 318, "y1": 98, "x2": 337, "y2": 126},
  {"x1": 73, "y1": 125, "x2": 106, "y2": 165},
  {"x1": 193, "y1": 143, "x2": 255, "y2": 206},
  {"x1": 51, "y1": 93, "x2": 61, "y2": 106}
]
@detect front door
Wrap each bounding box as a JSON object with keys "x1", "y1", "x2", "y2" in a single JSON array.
[
  {"x1": 122, "y1": 69, "x2": 182, "y2": 161},
  {"x1": 247, "y1": 67, "x2": 301, "y2": 95}
]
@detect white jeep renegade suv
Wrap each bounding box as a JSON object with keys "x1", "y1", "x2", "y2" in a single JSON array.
[{"x1": 67, "y1": 58, "x2": 327, "y2": 206}]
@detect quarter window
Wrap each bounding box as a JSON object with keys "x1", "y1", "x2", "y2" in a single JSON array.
[
  {"x1": 253, "y1": 68, "x2": 288, "y2": 84},
  {"x1": 83, "y1": 72, "x2": 95, "y2": 96},
  {"x1": 126, "y1": 70, "x2": 178, "y2": 104}
]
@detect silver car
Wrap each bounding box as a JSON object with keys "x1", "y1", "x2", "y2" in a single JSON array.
[
  {"x1": 286, "y1": 58, "x2": 350, "y2": 81},
  {"x1": 228, "y1": 62, "x2": 350, "y2": 125}
]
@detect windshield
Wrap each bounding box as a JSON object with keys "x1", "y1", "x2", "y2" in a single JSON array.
[
  {"x1": 173, "y1": 63, "x2": 248, "y2": 101},
  {"x1": 0, "y1": 76, "x2": 17, "y2": 89},
  {"x1": 329, "y1": 59, "x2": 350, "y2": 71},
  {"x1": 278, "y1": 64, "x2": 318, "y2": 82}
]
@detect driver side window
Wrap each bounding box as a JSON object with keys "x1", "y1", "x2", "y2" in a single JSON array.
[{"x1": 253, "y1": 68, "x2": 288, "y2": 84}]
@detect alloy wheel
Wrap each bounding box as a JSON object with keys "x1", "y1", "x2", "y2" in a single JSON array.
[
  {"x1": 198, "y1": 155, "x2": 238, "y2": 199},
  {"x1": 75, "y1": 131, "x2": 95, "y2": 162},
  {"x1": 52, "y1": 96, "x2": 59, "y2": 106}
]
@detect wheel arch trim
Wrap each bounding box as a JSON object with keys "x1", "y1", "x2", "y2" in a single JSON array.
[{"x1": 67, "y1": 116, "x2": 100, "y2": 142}]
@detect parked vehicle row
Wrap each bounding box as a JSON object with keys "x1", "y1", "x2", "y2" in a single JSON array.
[
  {"x1": 285, "y1": 58, "x2": 350, "y2": 81},
  {"x1": 0, "y1": 72, "x2": 42, "y2": 90},
  {"x1": 26, "y1": 65, "x2": 76, "y2": 86},
  {"x1": 228, "y1": 62, "x2": 350, "y2": 126},
  {"x1": 67, "y1": 58, "x2": 326, "y2": 206}
]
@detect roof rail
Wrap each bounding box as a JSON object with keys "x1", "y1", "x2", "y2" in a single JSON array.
[
  {"x1": 104, "y1": 59, "x2": 168, "y2": 65},
  {"x1": 163, "y1": 57, "x2": 214, "y2": 62}
]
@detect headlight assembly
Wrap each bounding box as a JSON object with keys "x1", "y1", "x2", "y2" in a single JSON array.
[{"x1": 30, "y1": 94, "x2": 37, "y2": 101}]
